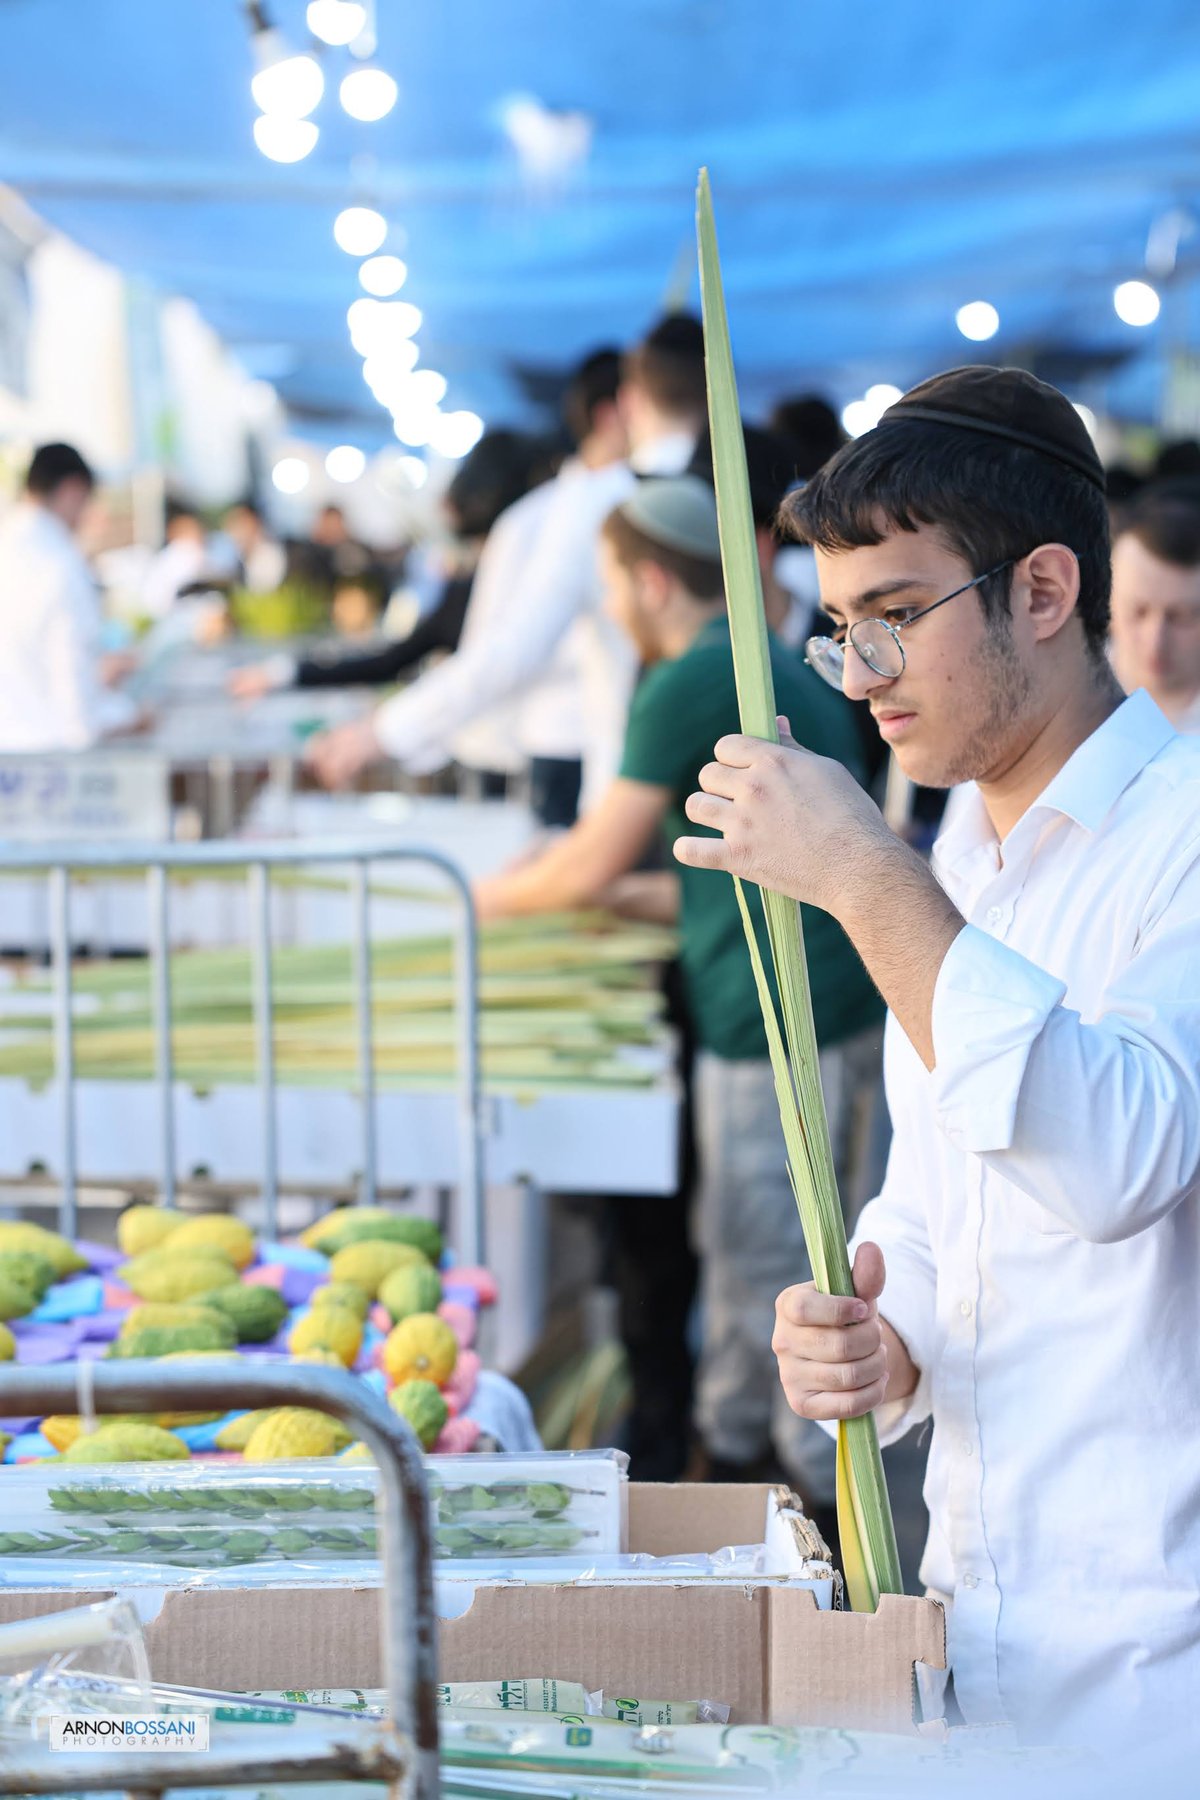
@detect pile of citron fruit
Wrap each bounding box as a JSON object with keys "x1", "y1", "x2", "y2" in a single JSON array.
[{"x1": 37, "y1": 1204, "x2": 461, "y2": 1467}]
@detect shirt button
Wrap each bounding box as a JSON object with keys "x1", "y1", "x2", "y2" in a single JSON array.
[
  {"x1": 962, "y1": 1573, "x2": 979, "y2": 1590},
  {"x1": 959, "y1": 1300, "x2": 972, "y2": 1318},
  {"x1": 962, "y1": 1441, "x2": 974, "y2": 1458},
  {"x1": 985, "y1": 905, "x2": 1003, "y2": 927}
]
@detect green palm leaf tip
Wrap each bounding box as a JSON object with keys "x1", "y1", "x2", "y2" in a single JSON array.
[{"x1": 695, "y1": 168, "x2": 901, "y2": 1610}]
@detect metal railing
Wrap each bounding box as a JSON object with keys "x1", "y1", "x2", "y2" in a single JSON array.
[
  {"x1": 0, "y1": 839, "x2": 486, "y2": 1264},
  {"x1": 0, "y1": 1359, "x2": 439, "y2": 1799}
]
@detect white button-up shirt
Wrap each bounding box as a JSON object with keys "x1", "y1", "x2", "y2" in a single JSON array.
[
  {"x1": 0, "y1": 501, "x2": 128, "y2": 750},
  {"x1": 855, "y1": 690, "x2": 1200, "y2": 1747},
  {"x1": 374, "y1": 434, "x2": 695, "y2": 810}
]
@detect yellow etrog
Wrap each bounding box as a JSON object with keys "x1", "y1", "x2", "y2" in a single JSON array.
[
  {"x1": 329, "y1": 1239, "x2": 424, "y2": 1298},
  {"x1": 382, "y1": 1313, "x2": 458, "y2": 1387},
  {"x1": 0, "y1": 1221, "x2": 86, "y2": 1279},
  {"x1": 62, "y1": 1422, "x2": 190, "y2": 1463},
  {"x1": 168, "y1": 1214, "x2": 255, "y2": 1270},
  {"x1": 288, "y1": 1307, "x2": 362, "y2": 1367},
  {"x1": 117, "y1": 1204, "x2": 185, "y2": 1258},
  {"x1": 242, "y1": 1408, "x2": 344, "y2": 1460},
  {"x1": 119, "y1": 1247, "x2": 236, "y2": 1303}
]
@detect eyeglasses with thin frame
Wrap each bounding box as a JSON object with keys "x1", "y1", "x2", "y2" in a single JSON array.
[{"x1": 804, "y1": 559, "x2": 1017, "y2": 691}]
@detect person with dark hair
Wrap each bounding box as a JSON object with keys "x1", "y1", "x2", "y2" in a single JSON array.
[
  {"x1": 1110, "y1": 484, "x2": 1200, "y2": 730},
  {"x1": 473, "y1": 477, "x2": 881, "y2": 1500},
  {"x1": 769, "y1": 394, "x2": 848, "y2": 481},
  {"x1": 224, "y1": 500, "x2": 287, "y2": 593},
  {"x1": 0, "y1": 441, "x2": 136, "y2": 748},
  {"x1": 304, "y1": 320, "x2": 703, "y2": 812},
  {"x1": 677, "y1": 365, "x2": 1200, "y2": 1745}
]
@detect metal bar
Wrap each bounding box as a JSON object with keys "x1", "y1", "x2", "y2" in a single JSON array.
[
  {"x1": 147, "y1": 866, "x2": 175, "y2": 1210},
  {"x1": 0, "y1": 840, "x2": 487, "y2": 1254},
  {"x1": 0, "y1": 1360, "x2": 440, "y2": 1800},
  {"x1": 249, "y1": 862, "x2": 278, "y2": 1241},
  {"x1": 352, "y1": 858, "x2": 378, "y2": 1208},
  {"x1": 48, "y1": 866, "x2": 77, "y2": 1242},
  {"x1": 449, "y1": 865, "x2": 484, "y2": 1268}
]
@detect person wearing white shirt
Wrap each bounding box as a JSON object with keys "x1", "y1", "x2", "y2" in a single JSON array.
[
  {"x1": 1109, "y1": 484, "x2": 1200, "y2": 732},
  {"x1": 0, "y1": 442, "x2": 136, "y2": 750},
  {"x1": 304, "y1": 316, "x2": 708, "y2": 808},
  {"x1": 677, "y1": 365, "x2": 1200, "y2": 1748},
  {"x1": 224, "y1": 500, "x2": 288, "y2": 595}
]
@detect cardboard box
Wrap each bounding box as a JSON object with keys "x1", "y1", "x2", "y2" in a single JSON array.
[{"x1": 0, "y1": 1484, "x2": 945, "y2": 1734}]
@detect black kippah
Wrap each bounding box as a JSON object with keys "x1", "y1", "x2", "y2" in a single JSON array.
[{"x1": 879, "y1": 365, "x2": 1106, "y2": 491}]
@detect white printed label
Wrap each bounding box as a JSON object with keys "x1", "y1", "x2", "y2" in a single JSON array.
[{"x1": 47, "y1": 1715, "x2": 210, "y2": 1752}]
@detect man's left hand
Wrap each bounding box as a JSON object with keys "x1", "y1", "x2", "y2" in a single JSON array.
[
  {"x1": 303, "y1": 716, "x2": 383, "y2": 790},
  {"x1": 674, "y1": 716, "x2": 893, "y2": 916}
]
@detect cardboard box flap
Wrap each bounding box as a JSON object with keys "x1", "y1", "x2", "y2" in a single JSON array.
[
  {"x1": 767, "y1": 1587, "x2": 946, "y2": 1733},
  {"x1": 441, "y1": 1583, "x2": 768, "y2": 1724}
]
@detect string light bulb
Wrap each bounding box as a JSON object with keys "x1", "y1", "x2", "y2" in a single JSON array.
[
  {"x1": 1113, "y1": 280, "x2": 1161, "y2": 327},
  {"x1": 340, "y1": 67, "x2": 399, "y2": 123},
  {"x1": 253, "y1": 116, "x2": 319, "y2": 163},
  {"x1": 334, "y1": 206, "x2": 388, "y2": 256},
  {"x1": 251, "y1": 33, "x2": 324, "y2": 119},
  {"x1": 956, "y1": 300, "x2": 1000, "y2": 342},
  {"x1": 306, "y1": 0, "x2": 366, "y2": 46},
  {"x1": 359, "y1": 255, "x2": 408, "y2": 297}
]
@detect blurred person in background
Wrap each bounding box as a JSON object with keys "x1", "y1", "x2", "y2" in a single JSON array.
[
  {"x1": 1110, "y1": 483, "x2": 1200, "y2": 731},
  {"x1": 231, "y1": 431, "x2": 540, "y2": 730},
  {"x1": 0, "y1": 443, "x2": 138, "y2": 749},
  {"x1": 223, "y1": 499, "x2": 287, "y2": 594},
  {"x1": 139, "y1": 502, "x2": 212, "y2": 620},
  {"x1": 474, "y1": 477, "x2": 882, "y2": 1505},
  {"x1": 309, "y1": 502, "x2": 378, "y2": 591},
  {"x1": 302, "y1": 314, "x2": 708, "y2": 814}
]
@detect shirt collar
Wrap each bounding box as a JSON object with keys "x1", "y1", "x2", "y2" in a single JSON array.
[
  {"x1": 629, "y1": 432, "x2": 696, "y2": 477},
  {"x1": 934, "y1": 689, "x2": 1179, "y2": 877},
  {"x1": 1027, "y1": 688, "x2": 1177, "y2": 833}
]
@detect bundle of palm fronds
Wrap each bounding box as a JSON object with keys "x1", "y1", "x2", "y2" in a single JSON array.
[{"x1": 0, "y1": 913, "x2": 675, "y2": 1092}]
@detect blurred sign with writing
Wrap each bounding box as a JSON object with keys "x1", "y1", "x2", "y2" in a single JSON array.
[{"x1": 0, "y1": 754, "x2": 170, "y2": 843}]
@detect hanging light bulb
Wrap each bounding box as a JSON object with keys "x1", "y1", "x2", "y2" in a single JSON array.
[
  {"x1": 1113, "y1": 280, "x2": 1161, "y2": 327},
  {"x1": 334, "y1": 207, "x2": 388, "y2": 256},
  {"x1": 956, "y1": 300, "x2": 1000, "y2": 341},
  {"x1": 251, "y1": 31, "x2": 324, "y2": 119},
  {"x1": 429, "y1": 411, "x2": 485, "y2": 459},
  {"x1": 325, "y1": 445, "x2": 367, "y2": 483},
  {"x1": 359, "y1": 255, "x2": 408, "y2": 297},
  {"x1": 307, "y1": 0, "x2": 366, "y2": 46},
  {"x1": 347, "y1": 297, "x2": 422, "y2": 353},
  {"x1": 253, "y1": 116, "x2": 319, "y2": 163},
  {"x1": 272, "y1": 457, "x2": 311, "y2": 495},
  {"x1": 340, "y1": 67, "x2": 399, "y2": 123}
]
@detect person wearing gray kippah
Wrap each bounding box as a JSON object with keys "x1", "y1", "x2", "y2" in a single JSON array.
[
  {"x1": 475, "y1": 474, "x2": 883, "y2": 1509},
  {"x1": 679, "y1": 365, "x2": 1200, "y2": 1748}
]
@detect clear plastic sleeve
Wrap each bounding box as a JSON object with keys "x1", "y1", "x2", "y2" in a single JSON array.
[{"x1": 0, "y1": 1450, "x2": 628, "y2": 1587}]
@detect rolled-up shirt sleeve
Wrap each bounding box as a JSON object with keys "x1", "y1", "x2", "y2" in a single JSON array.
[{"x1": 930, "y1": 845, "x2": 1200, "y2": 1243}]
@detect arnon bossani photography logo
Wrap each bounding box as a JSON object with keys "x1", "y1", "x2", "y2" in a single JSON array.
[{"x1": 48, "y1": 1715, "x2": 210, "y2": 1752}]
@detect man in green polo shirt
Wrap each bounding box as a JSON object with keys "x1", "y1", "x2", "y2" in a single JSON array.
[{"x1": 474, "y1": 475, "x2": 882, "y2": 1500}]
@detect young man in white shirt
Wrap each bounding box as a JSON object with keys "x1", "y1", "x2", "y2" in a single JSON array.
[
  {"x1": 303, "y1": 316, "x2": 707, "y2": 807},
  {"x1": 1109, "y1": 484, "x2": 1200, "y2": 732},
  {"x1": 676, "y1": 366, "x2": 1200, "y2": 1748},
  {"x1": 0, "y1": 443, "x2": 136, "y2": 750}
]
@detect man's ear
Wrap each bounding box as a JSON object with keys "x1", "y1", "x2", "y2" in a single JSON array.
[
  {"x1": 635, "y1": 559, "x2": 672, "y2": 614},
  {"x1": 1019, "y1": 543, "x2": 1081, "y2": 644}
]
